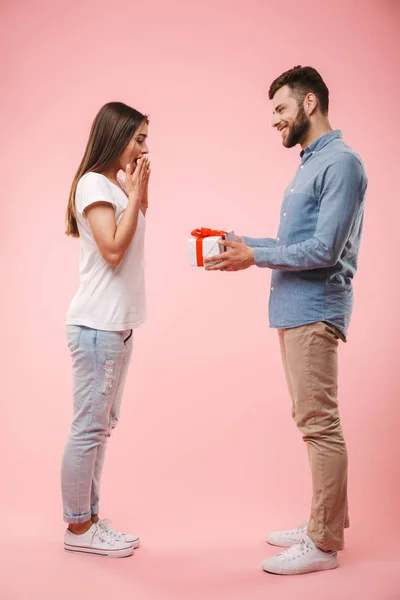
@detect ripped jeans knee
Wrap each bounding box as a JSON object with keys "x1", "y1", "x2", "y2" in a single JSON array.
[{"x1": 103, "y1": 360, "x2": 115, "y2": 393}]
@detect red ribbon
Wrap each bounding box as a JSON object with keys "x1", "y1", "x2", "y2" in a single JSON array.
[{"x1": 191, "y1": 228, "x2": 228, "y2": 266}]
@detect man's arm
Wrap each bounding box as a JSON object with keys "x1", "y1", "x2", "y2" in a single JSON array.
[
  {"x1": 242, "y1": 236, "x2": 277, "y2": 248},
  {"x1": 253, "y1": 153, "x2": 366, "y2": 271}
]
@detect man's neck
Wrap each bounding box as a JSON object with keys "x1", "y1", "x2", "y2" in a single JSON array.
[{"x1": 300, "y1": 120, "x2": 333, "y2": 150}]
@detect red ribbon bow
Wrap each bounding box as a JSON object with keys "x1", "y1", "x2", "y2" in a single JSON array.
[{"x1": 191, "y1": 228, "x2": 228, "y2": 266}]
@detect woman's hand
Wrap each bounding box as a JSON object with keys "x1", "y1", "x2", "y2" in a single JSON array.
[
  {"x1": 125, "y1": 157, "x2": 150, "y2": 204},
  {"x1": 140, "y1": 167, "x2": 150, "y2": 214}
]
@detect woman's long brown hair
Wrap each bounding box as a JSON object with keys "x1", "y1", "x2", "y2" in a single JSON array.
[{"x1": 66, "y1": 102, "x2": 148, "y2": 237}]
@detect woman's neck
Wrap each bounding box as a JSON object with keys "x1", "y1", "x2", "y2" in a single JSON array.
[{"x1": 101, "y1": 166, "x2": 120, "y2": 183}]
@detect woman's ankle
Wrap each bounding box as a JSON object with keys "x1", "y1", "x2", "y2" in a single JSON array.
[{"x1": 68, "y1": 520, "x2": 93, "y2": 535}]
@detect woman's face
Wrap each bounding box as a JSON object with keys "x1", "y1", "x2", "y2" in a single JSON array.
[{"x1": 119, "y1": 121, "x2": 149, "y2": 172}]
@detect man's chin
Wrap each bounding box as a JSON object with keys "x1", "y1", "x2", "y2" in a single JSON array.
[
  {"x1": 283, "y1": 136, "x2": 298, "y2": 149},
  {"x1": 281, "y1": 131, "x2": 293, "y2": 148}
]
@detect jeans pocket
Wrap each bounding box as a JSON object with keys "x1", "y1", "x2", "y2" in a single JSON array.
[
  {"x1": 66, "y1": 325, "x2": 83, "y2": 353},
  {"x1": 124, "y1": 329, "x2": 133, "y2": 344},
  {"x1": 323, "y1": 323, "x2": 340, "y2": 342}
]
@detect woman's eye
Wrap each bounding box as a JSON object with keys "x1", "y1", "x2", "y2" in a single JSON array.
[{"x1": 136, "y1": 139, "x2": 144, "y2": 144}]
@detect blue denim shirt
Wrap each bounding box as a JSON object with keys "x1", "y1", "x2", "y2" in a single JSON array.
[{"x1": 243, "y1": 131, "x2": 367, "y2": 340}]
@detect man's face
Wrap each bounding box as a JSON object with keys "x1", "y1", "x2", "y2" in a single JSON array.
[{"x1": 271, "y1": 85, "x2": 310, "y2": 148}]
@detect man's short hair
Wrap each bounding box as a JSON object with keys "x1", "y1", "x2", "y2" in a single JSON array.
[{"x1": 269, "y1": 66, "x2": 329, "y2": 115}]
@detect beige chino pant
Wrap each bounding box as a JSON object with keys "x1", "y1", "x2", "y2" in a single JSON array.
[{"x1": 278, "y1": 321, "x2": 349, "y2": 551}]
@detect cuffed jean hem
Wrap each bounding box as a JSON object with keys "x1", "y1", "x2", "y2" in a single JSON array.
[
  {"x1": 63, "y1": 511, "x2": 92, "y2": 524},
  {"x1": 91, "y1": 505, "x2": 99, "y2": 515}
]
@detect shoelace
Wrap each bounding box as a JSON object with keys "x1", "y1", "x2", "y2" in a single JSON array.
[
  {"x1": 97, "y1": 519, "x2": 124, "y2": 540},
  {"x1": 286, "y1": 521, "x2": 308, "y2": 537},
  {"x1": 94, "y1": 524, "x2": 121, "y2": 545},
  {"x1": 279, "y1": 536, "x2": 312, "y2": 560}
]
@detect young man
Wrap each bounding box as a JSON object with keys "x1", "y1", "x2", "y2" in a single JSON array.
[{"x1": 205, "y1": 66, "x2": 367, "y2": 575}]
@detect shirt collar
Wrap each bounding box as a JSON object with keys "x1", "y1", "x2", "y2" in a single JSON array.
[{"x1": 300, "y1": 130, "x2": 342, "y2": 158}]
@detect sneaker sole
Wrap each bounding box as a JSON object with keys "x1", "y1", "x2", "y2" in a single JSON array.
[
  {"x1": 64, "y1": 543, "x2": 134, "y2": 558},
  {"x1": 262, "y1": 559, "x2": 338, "y2": 575},
  {"x1": 125, "y1": 538, "x2": 140, "y2": 549}
]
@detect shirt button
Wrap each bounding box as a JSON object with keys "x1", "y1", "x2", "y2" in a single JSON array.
[
  {"x1": 271, "y1": 287, "x2": 274, "y2": 291},
  {"x1": 300, "y1": 165, "x2": 304, "y2": 169},
  {"x1": 277, "y1": 237, "x2": 280, "y2": 241},
  {"x1": 290, "y1": 188, "x2": 294, "y2": 192},
  {"x1": 283, "y1": 212, "x2": 287, "y2": 217}
]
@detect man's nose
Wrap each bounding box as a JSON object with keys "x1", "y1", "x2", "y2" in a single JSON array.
[{"x1": 272, "y1": 113, "x2": 281, "y2": 127}]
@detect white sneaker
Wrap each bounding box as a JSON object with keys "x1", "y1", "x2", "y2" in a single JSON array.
[
  {"x1": 97, "y1": 518, "x2": 140, "y2": 548},
  {"x1": 64, "y1": 523, "x2": 134, "y2": 558},
  {"x1": 267, "y1": 521, "x2": 308, "y2": 547},
  {"x1": 262, "y1": 535, "x2": 338, "y2": 575}
]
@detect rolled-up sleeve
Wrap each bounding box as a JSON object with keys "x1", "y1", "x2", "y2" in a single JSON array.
[{"x1": 253, "y1": 153, "x2": 366, "y2": 270}]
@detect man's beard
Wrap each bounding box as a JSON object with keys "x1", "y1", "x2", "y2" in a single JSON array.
[{"x1": 284, "y1": 105, "x2": 310, "y2": 148}]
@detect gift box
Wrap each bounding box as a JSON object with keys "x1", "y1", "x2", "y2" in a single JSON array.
[{"x1": 188, "y1": 228, "x2": 235, "y2": 267}]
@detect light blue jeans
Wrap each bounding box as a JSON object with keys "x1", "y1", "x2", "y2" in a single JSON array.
[{"x1": 61, "y1": 325, "x2": 133, "y2": 523}]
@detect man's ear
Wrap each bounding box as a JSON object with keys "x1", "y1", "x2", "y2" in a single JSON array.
[{"x1": 304, "y1": 92, "x2": 318, "y2": 116}]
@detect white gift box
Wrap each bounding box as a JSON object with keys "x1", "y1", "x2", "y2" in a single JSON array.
[{"x1": 188, "y1": 228, "x2": 235, "y2": 267}]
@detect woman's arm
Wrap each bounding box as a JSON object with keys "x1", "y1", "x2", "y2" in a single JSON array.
[
  {"x1": 86, "y1": 200, "x2": 140, "y2": 266},
  {"x1": 86, "y1": 158, "x2": 150, "y2": 266}
]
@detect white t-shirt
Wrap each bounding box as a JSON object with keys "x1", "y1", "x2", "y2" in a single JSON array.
[{"x1": 66, "y1": 172, "x2": 147, "y2": 331}]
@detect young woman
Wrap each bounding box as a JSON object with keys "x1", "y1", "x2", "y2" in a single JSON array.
[{"x1": 62, "y1": 102, "x2": 150, "y2": 558}]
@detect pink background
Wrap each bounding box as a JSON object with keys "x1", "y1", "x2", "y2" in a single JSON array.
[{"x1": 2, "y1": 0, "x2": 399, "y2": 598}]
